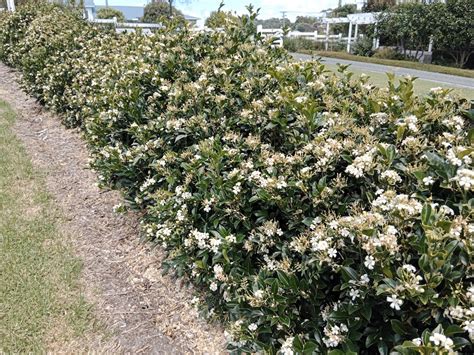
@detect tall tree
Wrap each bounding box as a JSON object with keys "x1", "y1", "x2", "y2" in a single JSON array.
[
  {"x1": 143, "y1": 1, "x2": 184, "y2": 23},
  {"x1": 432, "y1": 0, "x2": 473, "y2": 67}
]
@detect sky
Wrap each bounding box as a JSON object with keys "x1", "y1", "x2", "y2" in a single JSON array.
[{"x1": 94, "y1": 1, "x2": 348, "y2": 24}]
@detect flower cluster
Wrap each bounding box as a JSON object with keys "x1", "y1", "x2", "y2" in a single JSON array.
[{"x1": 1, "y1": 3, "x2": 472, "y2": 354}]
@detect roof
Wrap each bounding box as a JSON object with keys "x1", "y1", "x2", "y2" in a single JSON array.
[
  {"x1": 96, "y1": 5, "x2": 144, "y2": 20},
  {"x1": 184, "y1": 14, "x2": 200, "y2": 21}
]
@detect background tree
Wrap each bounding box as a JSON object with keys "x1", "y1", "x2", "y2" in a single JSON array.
[
  {"x1": 363, "y1": 0, "x2": 396, "y2": 12},
  {"x1": 142, "y1": 1, "x2": 184, "y2": 23},
  {"x1": 377, "y1": 3, "x2": 435, "y2": 59},
  {"x1": 329, "y1": 4, "x2": 357, "y2": 34},
  {"x1": 96, "y1": 7, "x2": 125, "y2": 22},
  {"x1": 293, "y1": 16, "x2": 320, "y2": 32},
  {"x1": 432, "y1": 0, "x2": 473, "y2": 68},
  {"x1": 255, "y1": 17, "x2": 291, "y2": 29}
]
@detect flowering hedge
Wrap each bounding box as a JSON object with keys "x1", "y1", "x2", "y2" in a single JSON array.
[{"x1": 1, "y1": 3, "x2": 473, "y2": 354}]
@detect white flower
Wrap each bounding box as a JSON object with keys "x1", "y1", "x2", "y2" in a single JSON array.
[
  {"x1": 397, "y1": 115, "x2": 418, "y2": 132},
  {"x1": 349, "y1": 288, "x2": 360, "y2": 300},
  {"x1": 371, "y1": 112, "x2": 388, "y2": 127},
  {"x1": 280, "y1": 336, "x2": 294, "y2": 355},
  {"x1": 360, "y1": 274, "x2": 370, "y2": 285},
  {"x1": 276, "y1": 178, "x2": 287, "y2": 189},
  {"x1": 295, "y1": 96, "x2": 307, "y2": 103},
  {"x1": 402, "y1": 264, "x2": 417, "y2": 273},
  {"x1": 387, "y1": 294, "x2": 403, "y2": 310},
  {"x1": 248, "y1": 323, "x2": 258, "y2": 331},
  {"x1": 423, "y1": 176, "x2": 435, "y2": 186},
  {"x1": 232, "y1": 182, "x2": 242, "y2": 195},
  {"x1": 463, "y1": 320, "x2": 474, "y2": 338},
  {"x1": 210, "y1": 282, "x2": 218, "y2": 292},
  {"x1": 225, "y1": 234, "x2": 237, "y2": 243},
  {"x1": 381, "y1": 170, "x2": 402, "y2": 185},
  {"x1": 213, "y1": 264, "x2": 225, "y2": 280},
  {"x1": 429, "y1": 332, "x2": 454, "y2": 350},
  {"x1": 452, "y1": 169, "x2": 474, "y2": 190},
  {"x1": 210, "y1": 238, "x2": 222, "y2": 253},
  {"x1": 442, "y1": 115, "x2": 464, "y2": 130},
  {"x1": 328, "y1": 248, "x2": 337, "y2": 258},
  {"x1": 254, "y1": 290, "x2": 265, "y2": 299},
  {"x1": 323, "y1": 323, "x2": 348, "y2": 347},
  {"x1": 412, "y1": 338, "x2": 422, "y2": 346},
  {"x1": 446, "y1": 148, "x2": 462, "y2": 166},
  {"x1": 430, "y1": 87, "x2": 444, "y2": 95},
  {"x1": 364, "y1": 255, "x2": 375, "y2": 270}
]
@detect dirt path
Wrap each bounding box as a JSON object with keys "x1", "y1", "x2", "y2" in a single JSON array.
[{"x1": 0, "y1": 63, "x2": 225, "y2": 354}]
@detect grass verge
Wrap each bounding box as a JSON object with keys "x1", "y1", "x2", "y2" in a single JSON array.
[
  {"x1": 0, "y1": 99, "x2": 101, "y2": 352},
  {"x1": 322, "y1": 63, "x2": 474, "y2": 101},
  {"x1": 300, "y1": 50, "x2": 474, "y2": 78}
]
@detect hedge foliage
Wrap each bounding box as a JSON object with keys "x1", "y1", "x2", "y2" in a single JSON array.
[{"x1": 1, "y1": 3, "x2": 473, "y2": 354}]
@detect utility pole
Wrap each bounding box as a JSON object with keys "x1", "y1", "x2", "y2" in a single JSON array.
[
  {"x1": 105, "y1": 0, "x2": 109, "y2": 7},
  {"x1": 281, "y1": 11, "x2": 287, "y2": 27}
]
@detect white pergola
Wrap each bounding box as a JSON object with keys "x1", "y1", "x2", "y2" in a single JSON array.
[
  {"x1": 6, "y1": 0, "x2": 15, "y2": 12},
  {"x1": 322, "y1": 12, "x2": 380, "y2": 53}
]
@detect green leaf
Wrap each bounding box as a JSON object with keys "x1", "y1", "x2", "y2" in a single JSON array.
[
  {"x1": 418, "y1": 254, "x2": 431, "y2": 273},
  {"x1": 276, "y1": 270, "x2": 291, "y2": 287},
  {"x1": 361, "y1": 304, "x2": 372, "y2": 321},
  {"x1": 391, "y1": 319, "x2": 410, "y2": 335},
  {"x1": 293, "y1": 335, "x2": 304, "y2": 352},
  {"x1": 328, "y1": 350, "x2": 345, "y2": 355},
  {"x1": 302, "y1": 341, "x2": 317, "y2": 354},
  {"x1": 365, "y1": 332, "x2": 379, "y2": 348},
  {"x1": 377, "y1": 341, "x2": 388, "y2": 355},
  {"x1": 341, "y1": 266, "x2": 358, "y2": 281},
  {"x1": 445, "y1": 325, "x2": 465, "y2": 336},
  {"x1": 452, "y1": 337, "x2": 471, "y2": 349},
  {"x1": 421, "y1": 203, "x2": 432, "y2": 225}
]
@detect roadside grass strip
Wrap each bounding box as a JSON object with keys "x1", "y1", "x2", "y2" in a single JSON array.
[{"x1": 0, "y1": 100, "x2": 99, "y2": 353}]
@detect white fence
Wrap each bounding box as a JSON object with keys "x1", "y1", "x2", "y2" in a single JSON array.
[
  {"x1": 256, "y1": 26, "x2": 284, "y2": 48},
  {"x1": 90, "y1": 18, "x2": 163, "y2": 35},
  {"x1": 257, "y1": 26, "x2": 355, "y2": 49}
]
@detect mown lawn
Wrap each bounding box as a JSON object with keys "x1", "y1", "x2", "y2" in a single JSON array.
[
  {"x1": 323, "y1": 63, "x2": 474, "y2": 100},
  {"x1": 0, "y1": 100, "x2": 100, "y2": 352}
]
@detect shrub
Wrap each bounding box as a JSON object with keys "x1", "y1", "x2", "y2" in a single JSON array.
[
  {"x1": 373, "y1": 47, "x2": 405, "y2": 60},
  {"x1": 205, "y1": 9, "x2": 238, "y2": 28},
  {"x1": 1, "y1": 3, "x2": 473, "y2": 354},
  {"x1": 283, "y1": 37, "x2": 325, "y2": 52},
  {"x1": 96, "y1": 8, "x2": 125, "y2": 22},
  {"x1": 352, "y1": 36, "x2": 375, "y2": 57}
]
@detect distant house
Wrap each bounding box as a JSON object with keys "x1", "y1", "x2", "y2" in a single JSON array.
[
  {"x1": 84, "y1": 1, "x2": 199, "y2": 24},
  {"x1": 84, "y1": 0, "x2": 95, "y2": 20}
]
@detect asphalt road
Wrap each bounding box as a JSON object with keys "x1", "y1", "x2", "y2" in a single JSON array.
[{"x1": 292, "y1": 52, "x2": 474, "y2": 90}]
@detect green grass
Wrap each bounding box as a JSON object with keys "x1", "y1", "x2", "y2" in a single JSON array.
[
  {"x1": 302, "y1": 50, "x2": 474, "y2": 79},
  {"x1": 322, "y1": 63, "x2": 474, "y2": 101},
  {"x1": 0, "y1": 100, "x2": 99, "y2": 352}
]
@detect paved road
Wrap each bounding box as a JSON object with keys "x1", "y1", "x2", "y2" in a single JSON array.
[{"x1": 292, "y1": 53, "x2": 474, "y2": 90}]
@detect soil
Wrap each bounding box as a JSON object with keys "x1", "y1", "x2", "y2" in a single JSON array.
[{"x1": 0, "y1": 63, "x2": 226, "y2": 354}]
